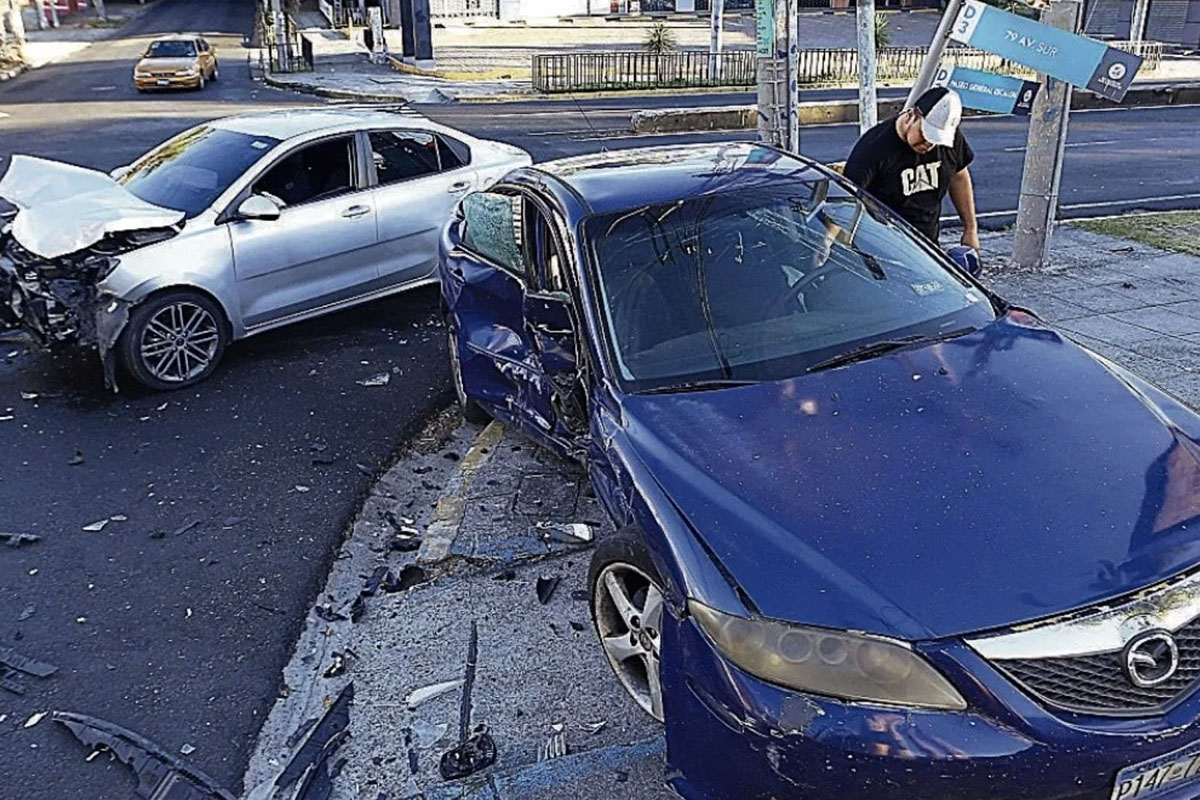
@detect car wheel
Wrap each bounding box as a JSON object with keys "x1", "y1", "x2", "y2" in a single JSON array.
[
  {"x1": 197, "y1": 74, "x2": 206, "y2": 90},
  {"x1": 590, "y1": 528, "x2": 667, "y2": 723},
  {"x1": 447, "y1": 323, "x2": 490, "y2": 425},
  {"x1": 119, "y1": 290, "x2": 228, "y2": 391},
  {"x1": 211, "y1": 63, "x2": 219, "y2": 81}
]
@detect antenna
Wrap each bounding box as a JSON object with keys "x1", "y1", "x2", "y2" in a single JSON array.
[{"x1": 566, "y1": 91, "x2": 607, "y2": 154}]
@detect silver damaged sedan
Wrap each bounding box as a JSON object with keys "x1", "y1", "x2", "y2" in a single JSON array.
[{"x1": 0, "y1": 106, "x2": 532, "y2": 390}]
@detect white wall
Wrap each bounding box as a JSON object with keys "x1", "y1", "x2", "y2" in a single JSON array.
[{"x1": 507, "y1": 0, "x2": 591, "y2": 19}]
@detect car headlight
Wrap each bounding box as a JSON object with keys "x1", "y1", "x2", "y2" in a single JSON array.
[
  {"x1": 176, "y1": 67, "x2": 198, "y2": 77},
  {"x1": 134, "y1": 70, "x2": 151, "y2": 79},
  {"x1": 689, "y1": 601, "x2": 967, "y2": 711}
]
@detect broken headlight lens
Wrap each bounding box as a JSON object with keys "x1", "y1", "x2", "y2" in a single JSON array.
[{"x1": 689, "y1": 601, "x2": 967, "y2": 711}]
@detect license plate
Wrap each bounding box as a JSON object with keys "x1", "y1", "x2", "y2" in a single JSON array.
[
  {"x1": 1113, "y1": 739, "x2": 1200, "y2": 800},
  {"x1": 156, "y1": 79, "x2": 169, "y2": 86}
]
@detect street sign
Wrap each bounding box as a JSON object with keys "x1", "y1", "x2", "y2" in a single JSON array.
[
  {"x1": 949, "y1": 0, "x2": 1143, "y2": 102},
  {"x1": 756, "y1": 0, "x2": 775, "y2": 58},
  {"x1": 934, "y1": 65, "x2": 1041, "y2": 115}
]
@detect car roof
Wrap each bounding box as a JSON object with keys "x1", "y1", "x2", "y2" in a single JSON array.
[
  {"x1": 150, "y1": 33, "x2": 202, "y2": 41},
  {"x1": 208, "y1": 106, "x2": 456, "y2": 142},
  {"x1": 531, "y1": 143, "x2": 838, "y2": 217}
]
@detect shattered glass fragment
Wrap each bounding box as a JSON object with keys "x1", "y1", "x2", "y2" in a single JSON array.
[
  {"x1": 536, "y1": 576, "x2": 561, "y2": 605},
  {"x1": 405, "y1": 679, "x2": 464, "y2": 709}
]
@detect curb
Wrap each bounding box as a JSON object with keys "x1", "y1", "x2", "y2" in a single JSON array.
[
  {"x1": 630, "y1": 81, "x2": 1200, "y2": 134},
  {"x1": 262, "y1": 70, "x2": 417, "y2": 103},
  {"x1": 0, "y1": 62, "x2": 27, "y2": 82}
]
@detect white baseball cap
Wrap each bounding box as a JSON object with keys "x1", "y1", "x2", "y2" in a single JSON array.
[{"x1": 914, "y1": 87, "x2": 963, "y2": 148}]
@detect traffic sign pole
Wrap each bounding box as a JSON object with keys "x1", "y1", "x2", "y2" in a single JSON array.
[
  {"x1": 905, "y1": 0, "x2": 966, "y2": 110},
  {"x1": 1012, "y1": 0, "x2": 1081, "y2": 269},
  {"x1": 857, "y1": 0, "x2": 878, "y2": 133}
]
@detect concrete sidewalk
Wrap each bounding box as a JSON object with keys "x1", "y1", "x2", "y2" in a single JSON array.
[
  {"x1": 1, "y1": 0, "x2": 161, "y2": 81},
  {"x1": 240, "y1": 223, "x2": 1200, "y2": 800}
]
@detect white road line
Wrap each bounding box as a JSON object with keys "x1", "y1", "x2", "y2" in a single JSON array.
[
  {"x1": 1003, "y1": 139, "x2": 1117, "y2": 153},
  {"x1": 941, "y1": 192, "x2": 1200, "y2": 222}
]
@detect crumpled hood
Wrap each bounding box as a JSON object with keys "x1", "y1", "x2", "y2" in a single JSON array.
[
  {"x1": 620, "y1": 312, "x2": 1200, "y2": 640},
  {"x1": 0, "y1": 155, "x2": 184, "y2": 259}
]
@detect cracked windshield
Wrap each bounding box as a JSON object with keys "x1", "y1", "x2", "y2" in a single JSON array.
[{"x1": 2, "y1": 0, "x2": 1200, "y2": 798}]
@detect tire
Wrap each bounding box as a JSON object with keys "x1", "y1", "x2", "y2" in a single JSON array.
[
  {"x1": 589, "y1": 527, "x2": 667, "y2": 722},
  {"x1": 118, "y1": 290, "x2": 229, "y2": 392},
  {"x1": 447, "y1": 322, "x2": 490, "y2": 425},
  {"x1": 211, "y1": 63, "x2": 219, "y2": 81}
]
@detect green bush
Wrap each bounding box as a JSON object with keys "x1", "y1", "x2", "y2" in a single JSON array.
[{"x1": 644, "y1": 21, "x2": 677, "y2": 55}]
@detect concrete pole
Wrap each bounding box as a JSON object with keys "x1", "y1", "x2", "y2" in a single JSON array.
[
  {"x1": 904, "y1": 0, "x2": 963, "y2": 110},
  {"x1": 270, "y1": 0, "x2": 290, "y2": 71},
  {"x1": 1012, "y1": 0, "x2": 1080, "y2": 270},
  {"x1": 709, "y1": 0, "x2": 724, "y2": 79},
  {"x1": 48, "y1": 0, "x2": 60, "y2": 29},
  {"x1": 33, "y1": 0, "x2": 47, "y2": 30},
  {"x1": 785, "y1": 0, "x2": 799, "y2": 152},
  {"x1": 856, "y1": 0, "x2": 877, "y2": 132},
  {"x1": 93, "y1": 0, "x2": 106, "y2": 21},
  {"x1": 1129, "y1": 0, "x2": 1149, "y2": 43}
]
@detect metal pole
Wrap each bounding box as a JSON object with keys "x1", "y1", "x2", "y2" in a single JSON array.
[
  {"x1": 785, "y1": 0, "x2": 798, "y2": 152},
  {"x1": 709, "y1": 0, "x2": 724, "y2": 79},
  {"x1": 1012, "y1": 0, "x2": 1080, "y2": 269},
  {"x1": 49, "y1": 0, "x2": 60, "y2": 29},
  {"x1": 33, "y1": 0, "x2": 47, "y2": 30},
  {"x1": 856, "y1": 0, "x2": 877, "y2": 132},
  {"x1": 904, "y1": 0, "x2": 964, "y2": 110},
  {"x1": 1129, "y1": 0, "x2": 1149, "y2": 43}
]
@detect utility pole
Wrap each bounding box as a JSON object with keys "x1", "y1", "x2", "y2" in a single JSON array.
[
  {"x1": 783, "y1": 0, "x2": 798, "y2": 152},
  {"x1": 1129, "y1": 0, "x2": 1149, "y2": 43},
  {"x1": 1011, "y1": 0, "x2": 1080, "y2": 269},
  {"x1": 904, "y1": 0, "x2": 964, "y2": 109},
  {"x1": 856, "y1": 0, "x2": 877, "y2": 132},
  {"x1": 270, "y1": 0, "x2": 290, "y2": 71},
  {"x1": 709, "y1": 0, "x2": 724, "y2": 80}
]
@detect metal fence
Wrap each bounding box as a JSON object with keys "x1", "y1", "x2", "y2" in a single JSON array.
[
  {"x1": 532, "y1": 50, "x2": 758, "y2": 92},
  {"x1": 534, "y1": 41, "x2": 1164, "y2": 93},
  {"x1": 262, "y1": 12, "x2": 314, "y2": 73}
]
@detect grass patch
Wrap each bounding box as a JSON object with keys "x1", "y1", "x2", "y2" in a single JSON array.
[{"x1": 1073, "y1": 211, "x2": 1200, "y2": 257}]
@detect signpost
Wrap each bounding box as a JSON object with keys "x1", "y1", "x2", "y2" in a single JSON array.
[
  {"x1": 933, "y1": 65, "x2": 1040, "y2": 115},
  {"x1": 949, "y1": 0, "x2": 1143, "y2": 101}
]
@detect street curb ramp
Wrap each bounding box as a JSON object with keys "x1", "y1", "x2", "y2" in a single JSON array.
[{"x1": 629, "y1": 81, "x2": 1200, "y2": 135}]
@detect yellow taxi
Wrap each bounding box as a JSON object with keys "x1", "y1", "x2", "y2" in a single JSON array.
[{"x1": 133, "y1": 35, "x2": 218, "y2": 92}]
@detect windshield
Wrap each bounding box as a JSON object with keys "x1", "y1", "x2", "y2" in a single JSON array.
[
  {"x1": 585, "y1": 179, "x2": 997, "y2": 393},
  {"x1": 120, "y1": 127, "x2": 279, "y2": 218},
  {"x1": 146, "y1": 40, "x2": 197, "y2": 58}
]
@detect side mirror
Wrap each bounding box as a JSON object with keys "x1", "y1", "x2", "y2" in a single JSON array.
[
  {"x1": 109, "y1": 166, "x2": 130, "y2": 181},
  {"x1": 236, "y1": 194, "x2": 282, "y2": 222}
]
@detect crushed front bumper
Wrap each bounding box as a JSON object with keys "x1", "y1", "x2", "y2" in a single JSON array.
[{"x1": 662, "y1": 613, "x2": 1200, "y2": 800}]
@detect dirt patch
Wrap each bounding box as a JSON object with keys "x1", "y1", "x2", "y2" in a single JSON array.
[{"x1": 1073, "y1": 211, "x2": 1200, "y2": 258}]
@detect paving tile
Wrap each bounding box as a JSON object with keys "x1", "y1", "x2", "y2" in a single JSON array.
[
  {"x1": 1055, "y1": 315, "x2": 1161, "y2": 347},
  {"x1": 1070, "y1": 266, "x2": 1143, "y2": 286},
  {"x1": 1111, "y1": 308, "x2": 1200, "y2": 336},
  {"x1": 1165, "y1": 300, "x2": 1200, "y2": 320},
  {"x1": 1054, "y1": 286, "x2": 1158, "y2": 314},
  {"x1": 1130, "y1": 252, "x2": 1200, "y2": 280},
  {"x1": 1155, "y1": 372, "x2": 1200, "y2": 410},
  {"x1": 1114, "y1": 355, "x2": 1188, "y2": 384},
  {"x1": 1017, "y1": 295, "x2": 1094, "y2": 322},
  {"x1": 1130, "y1": 339, "x2": 1200, "y2": 372}
]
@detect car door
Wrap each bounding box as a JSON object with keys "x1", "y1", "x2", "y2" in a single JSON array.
[
  {"x1": 227, "y1": 134, "x2": 381, "y2": 329},
  {"x1": 368, "y1": 129, "x2": 477, "y2": 285},
  {"x1": 197, "y1": 38, "x2": 214, "y2": 75}
]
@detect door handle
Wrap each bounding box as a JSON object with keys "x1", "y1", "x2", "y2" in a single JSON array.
[
  {"x1": 342, "y1": 204, "x2": 370, "y2": 218},
  {"x1": 447, "y1": 181, "x2": 471, "y2": 194}
]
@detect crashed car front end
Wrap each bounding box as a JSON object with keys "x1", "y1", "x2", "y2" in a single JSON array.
[{"x1": 0, "y1": 222, "x2": 176, "y2": 387}]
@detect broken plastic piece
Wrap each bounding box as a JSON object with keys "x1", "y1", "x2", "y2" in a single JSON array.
[
  {"x1": 273, "y1": 683, "x2": 353, "y2": 796},
  {"x1": 539, "y1": 730, "x2": 568, "y2": 762},
  {"x1": 181, "y1": 743, "x2": 196, "y2": 756},
  {"x1": 358, "y1": 373, "x2": 391, "y2": 387},
  {"x1": 439, "y1": 732, "x2": 497, "y2": 780},
  {"x1": 412, "y1": 719, "x2": 450, "y2": 748},
  {"x1": 406, "y1": 679, "x2": 463, "y2": 709},
  {"x1": 324, "y1": 650, "x2": 356, "y2": 679},
  {"x1": 536, "y1": 576, "x2": 561, "y2": 605},
  {"x1": 53, "y1": 710, "x2": 236, "y2": 799},
  {"x1": 24, "y1": 711, "x2": 47, "y2": 728},
  {"x1": 362, "y1": 566, "x2": 390, "y2": 597},
  {"x1": 313, "y1": 604, "x2": 348, "y2": 623},
  {"x1": 2, "y1": 670, "x2": 27, "y2": 695},
  {"x1": 82, "y1": 519, "x2": 109, "y2": 532},
  {"x1": 536, "y1": 522, "x2": 595, "y2": 544},
  {"x1": 0, "y1": 646, "x2": 58, "y2": 678},
  {"x1": 1, "y1": 531, "x2": 40, "y2": 547}
]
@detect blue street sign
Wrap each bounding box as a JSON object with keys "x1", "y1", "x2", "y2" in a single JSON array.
[
  {"x1": 756, "y1": 0, "x2": 775, "y2": 58},
  {"x1": 949, "y1": 0, "x2": 1143, "y2": 102},
  {"x1": 933, "y1": 66, "x2": 1041, "y2": 115}
]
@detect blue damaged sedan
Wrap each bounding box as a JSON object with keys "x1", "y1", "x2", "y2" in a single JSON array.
[{"x1": 438, "y1": 142, "x2": 1200, "y2": 800}]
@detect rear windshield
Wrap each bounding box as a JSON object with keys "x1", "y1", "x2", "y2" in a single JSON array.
[
  {"x1": 147, "y1": 40, "x2": 197, "y2": 58},
  {"x1": 120, "y1": 127, "x2": 279, "y2": 218}
]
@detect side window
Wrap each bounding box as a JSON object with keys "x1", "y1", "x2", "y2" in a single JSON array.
[
  {"x1": 461, "y1": 192, "x2": 525, "y2": 276},
  {"x1": 437, "y1": 135, "x2": 470, "y2": 171},
  {"x1": 198, "y1": 40, "x2": 208, "y2": 53},
  {"x1": 252, "y1": 136, "x2": 355, "y2": 208},
  {"x1": 368, "y1": 131, "x2": 441, "y2": 186},
  {"x1": 521, "y1": 200, "x2": 567, "y2": 293}
]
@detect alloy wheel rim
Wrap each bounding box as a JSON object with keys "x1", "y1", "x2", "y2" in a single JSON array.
[
  {"x1": 139, "y1": 302, "x2": 219, "y2": 383},
  {"x1": 593, "y1": 562, "x2": 666, "y2": 721}
]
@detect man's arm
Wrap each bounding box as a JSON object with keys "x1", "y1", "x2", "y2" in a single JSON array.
[{"x1": 948, "y1": 167, "x2": 980, "y2": 252}]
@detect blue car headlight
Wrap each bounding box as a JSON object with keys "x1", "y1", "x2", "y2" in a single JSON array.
[{"x1": 689, "y1": 601, "x2": 967, "y2": 711}]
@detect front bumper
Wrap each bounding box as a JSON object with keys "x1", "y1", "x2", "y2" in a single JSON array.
[
  {"x1": 663, "y1": 613, "x2": 1200, "y2": 800},
  {"x1": 134, "y1": 74, "x2": 201, "y2": 90}
]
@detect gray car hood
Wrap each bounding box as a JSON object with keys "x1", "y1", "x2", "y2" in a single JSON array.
[{"x1": 0, "y1": 155, "x2": 184, "y2": 259}]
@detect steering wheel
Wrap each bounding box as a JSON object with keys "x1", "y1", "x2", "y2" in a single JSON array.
[{"x1": 767, "y1": 261, "x2": 843, "y2": 319}]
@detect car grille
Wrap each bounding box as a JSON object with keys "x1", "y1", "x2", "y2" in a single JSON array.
[{"x1": 993, "y1": 615, "x2": 1200, "y2": 715}]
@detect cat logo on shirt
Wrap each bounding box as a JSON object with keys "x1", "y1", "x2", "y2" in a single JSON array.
[{"x1": 901, "y1": 161, "x2": 941, "y2": 196}]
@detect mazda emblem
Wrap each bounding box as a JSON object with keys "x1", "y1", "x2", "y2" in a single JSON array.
[{"x1": 1122, "y1": 630, "x2": 1180, "y2": 689}]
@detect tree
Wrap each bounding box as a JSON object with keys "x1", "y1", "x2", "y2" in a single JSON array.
[{"x1": 643, "y1": 21, "x2": 676, "y2": 55}]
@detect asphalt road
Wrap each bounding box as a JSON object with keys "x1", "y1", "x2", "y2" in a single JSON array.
[
  {"x1": 417, "y1": 96, "x2": 1200, "y2": 228},
  {"x1": 0, "y1": 1, "x2": 452, "y2": 797}
]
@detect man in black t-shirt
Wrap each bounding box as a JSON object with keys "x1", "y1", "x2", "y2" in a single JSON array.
[{"x1": 844, "y1": 87, "x2": 980, "y2": 253}]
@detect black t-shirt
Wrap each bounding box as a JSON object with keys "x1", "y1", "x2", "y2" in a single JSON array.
[{"x1": 843, "y1": 116, "x2": 974, "y2": 242}]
